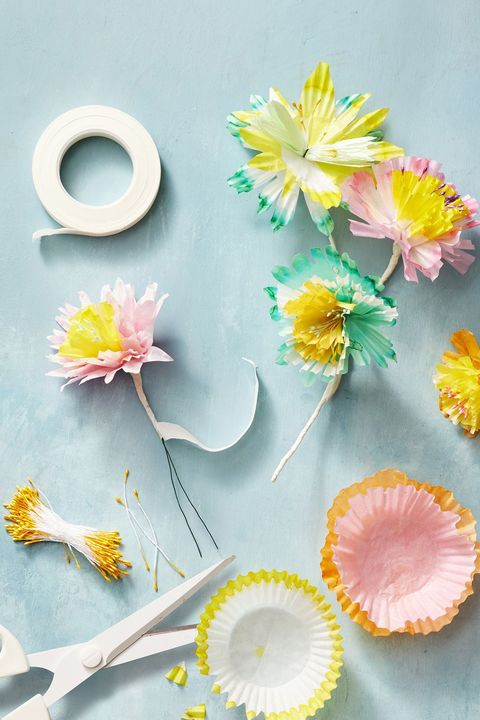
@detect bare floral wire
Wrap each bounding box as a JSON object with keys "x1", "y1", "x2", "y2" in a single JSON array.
[
  {"x1": 271, "y1": 245, "x2": 400, "y2": 482},
  {"x1": 163, "y1": 438, "x2": 202, "y2": 557},
  {"x1": 162, "y1": 439, "x2": 219, "y2": 550},
  {"x1": 131, "y1": 372, "x2": 218, "y2": 556}
]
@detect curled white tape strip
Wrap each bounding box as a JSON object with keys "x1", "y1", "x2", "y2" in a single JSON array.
[
  {"x1": 32, "y1": 105, "x2": 161, "y2": 241},
  {"x1": 156, "y1": 358, "x2": 259, "y2": 451}
]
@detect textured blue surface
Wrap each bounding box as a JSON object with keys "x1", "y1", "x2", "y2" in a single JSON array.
[{"x1": 1, "y1": 2, "x2": 479, "y2": 719}]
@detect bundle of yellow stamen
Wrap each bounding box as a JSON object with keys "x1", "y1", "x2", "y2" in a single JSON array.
[{"x1": 4, "y1": 480, "x2": 131, "y2": 582}]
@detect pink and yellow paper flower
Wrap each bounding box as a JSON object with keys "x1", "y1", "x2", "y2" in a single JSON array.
[
  {"x1": 47, "y1": 279, "x2": 172, "y2": 387},
  {"x1": 228, "y1": 62, "x2": 403, "y2": 234},
  {"x1": 342, "y1": 156, "x2": 479, "y2": 281},
  {"x1": 47, "y1": 279, "x2": 258, "y2": 558}
]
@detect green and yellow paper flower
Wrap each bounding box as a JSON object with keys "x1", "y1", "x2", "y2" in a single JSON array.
[
  {"x1": 434, "y1": 329, "x2": 480, "y2": 436},
  {"x1": 265, "y1": 247, "x2": 398, "y2": 383},
  {"x1": 228, "y1": 62, "x2": 403, "y2": 234}
]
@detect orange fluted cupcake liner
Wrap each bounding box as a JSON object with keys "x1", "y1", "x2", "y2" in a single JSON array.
[{"x1": 321, "y1": 468, "x2": 480, "y2": 635}]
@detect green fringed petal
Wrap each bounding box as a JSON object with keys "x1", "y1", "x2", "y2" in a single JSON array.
[
  {"x1": 291, "y1": 253, "x2": 312, "y2": 273},
  {"x1": 263, "y1": 286, "x2": 277, "y2": 301},
  {"x1": 270, "y1": 305, "x2": 281, "y2": 321},
  {"x1": 267, "y1": 245, "x2": 398, "y2": 383},
  {"x1": 249, "y1": 94, "x2": 267, "y2": 110},
  {"x1": 227, "y1": 166, "x2": 255, "y2": 194},
  {"x1": 227, "y1": 113, "x2": 248, "y2": 142},
  {"x1": 272, "y1": 264, "x2": 293, "y2": 285},
  {"x1": 367, "y1": 128, "x2": 384, "y2": 141}
]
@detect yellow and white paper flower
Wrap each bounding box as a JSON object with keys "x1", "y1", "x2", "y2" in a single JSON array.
[{"x1": 196, "y1": 570, "x2": 343, "y2": 720}]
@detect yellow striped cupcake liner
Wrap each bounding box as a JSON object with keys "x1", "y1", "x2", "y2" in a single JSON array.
[{"x1": 196, "y1": 570, "x2": 343, "y2": 720}]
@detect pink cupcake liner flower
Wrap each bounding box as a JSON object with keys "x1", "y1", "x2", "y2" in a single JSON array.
[
  {"x1": 47, "y1": 278, "x2": 172, "y2": 388},
  {"x1": 342, "y1": 156, "x2": 479, "y2": 281}
]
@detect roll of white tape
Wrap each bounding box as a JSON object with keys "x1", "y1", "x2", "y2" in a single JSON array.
[{"x1": 32, "y1": 105, "x2": 161, "y2": 240}]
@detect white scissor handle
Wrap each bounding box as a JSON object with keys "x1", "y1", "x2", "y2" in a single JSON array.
[
  {"x1": 3, "y1": 695, "x2": 50, "y2": 720},
  {"x1": 0, "y1": 626, "x2": 30, "y2": 678}
]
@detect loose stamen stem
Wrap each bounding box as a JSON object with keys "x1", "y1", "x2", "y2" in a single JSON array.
[
  {"x1": 123, "y1": 470, "x2": 150, "y2": 572},
  {"x1": 123, "y1": 502, "x2": 185, "y2": 578},
  {"x1": 134, "y1": 488, "x2": 159, "y2": 591},
  {"x1": 272, "y1": 247, "x2": 398, "y2": 483}
]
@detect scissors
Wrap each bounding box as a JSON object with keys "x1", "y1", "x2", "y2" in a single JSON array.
[{"x1": 0, "y1": 556, "x2": 234, "y2": 719}]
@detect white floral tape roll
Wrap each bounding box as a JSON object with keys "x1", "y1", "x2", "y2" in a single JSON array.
[{"x1": 32, "y1": 105, "x2": 161, "y2": 240}]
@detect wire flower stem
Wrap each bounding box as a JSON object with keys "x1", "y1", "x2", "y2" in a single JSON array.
[
  {"x1": 380, "y1": 243, "x2": 401, "y2": 285},
  {"x1": 271, "y1": 375, "x2": 341, "y2": 482}
]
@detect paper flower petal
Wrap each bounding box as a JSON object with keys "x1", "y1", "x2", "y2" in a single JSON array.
[
  {"x1": 434, "y1": 328, "x2": 480, "y2": 436},
  {"x1": 343, "y1": 156, "x2": 479, "y2": 281},
  {"x1": 228, "y1": 62, "x2": 403, "y2": 234},
  {"x1": 48, "y1": 279, "x2": 172, "y2": 388},
  {"x1": 196, "y1": 570, "x2": 343, "y2": 720},
  {"x1": 321, "y1": 468, "x2": 480, "y2": 635},
  {"x1": 266, "y1": 246, "x2": 397, "y2": 383}
]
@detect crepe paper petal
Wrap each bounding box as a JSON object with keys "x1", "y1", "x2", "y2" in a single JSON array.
[
  {"x1": 196, "y1": 570, "x2": 343, "y2": 720},
  {"x1": 342, "y1": 156, "x2": 479, "y2": 282},
  {"x1": 47, "y1": 278, "x2": 172, "y2": 388},
  {"x1": 321, "y1": 468, "x2": 480, "y2": 635},
  {"x1": 166, "y1": 661, "x2": 188, "y2": 686},
  {"x1": 48, "y1": 284, "x2": 259, "y2": 452},
  {"x1": 4, "y1": 482, "x2": 131, "y2": 582},
  {"x1": 266, "y1": 246, "x2": 397, "y2": 384},
  {"x1": 181, "y1": 704, "x2": 206, "y2": 720},
  {"x1": 227, "y1": 61, "x2": 403, "y2": 234},
  {"x1": 434, "y1": 329, "x2": 480, "y2": 437}
]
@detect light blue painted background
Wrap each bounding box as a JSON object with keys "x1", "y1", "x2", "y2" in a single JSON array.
[{"x1": 1, "y1": 2, "x2": 479, "y2": 719}]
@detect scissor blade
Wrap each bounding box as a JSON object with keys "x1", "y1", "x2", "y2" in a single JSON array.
[
  {"x1": 108, "y1": 625, "x2": 197, "y2": 668},
  {"x1": 42, "y1": 557, "x2": 233, "y2": 709},
  {"x1": 96, "y1": 556, "x2": 234, "y2": 666},
  {"x1": 29, "y1": 626, "x2": 197, "y2": 673}
]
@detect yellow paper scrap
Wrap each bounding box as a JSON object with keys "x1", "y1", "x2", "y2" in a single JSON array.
[
  {"x1": 181, "y1": 704, "x2": 206, "y2": 720},
  {"x1": 165, "y1": 661, "x2": 187, "y2": 686}
]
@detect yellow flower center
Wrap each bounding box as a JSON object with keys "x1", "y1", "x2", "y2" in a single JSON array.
[
  {"x1": 59, "y1": 302, "x2": 122, "y2": 359},
  {"x1": 284, "y1": 282, "x2": 355, "y2": 364},
  {"x1": 392, "y1": 169, "x2": 471, "y2": 240}
]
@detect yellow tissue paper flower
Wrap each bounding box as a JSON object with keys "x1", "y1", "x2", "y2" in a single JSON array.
[{"x1": 434, "y1": 329, "x2": 480, "y2": 436}]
